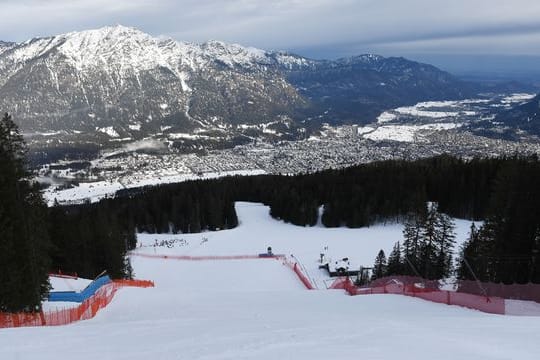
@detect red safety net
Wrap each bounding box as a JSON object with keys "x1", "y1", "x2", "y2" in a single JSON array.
[
  {"x1": 282, "y1": 257, "x2": 315, "y2": 290},
  {"x1": 457, "y1": 280, "x2": 540, "y2": 303},
  {"x1": 0, "y1": 279, "x2": 154, "y2": 329},
  {"x1": 330, "y1": 277, "x2": 505, "y2": 315}
]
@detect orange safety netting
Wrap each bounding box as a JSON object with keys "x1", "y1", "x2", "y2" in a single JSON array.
[
  {"x1": 330, "y1": 277, "x2": 505, "y2": 315},
  {"x1": 0, "y1": 279, "x2": 154, "y2": 329},
  {"x1": 282, "y1": 257, "x2": 315, "y2": 290}
]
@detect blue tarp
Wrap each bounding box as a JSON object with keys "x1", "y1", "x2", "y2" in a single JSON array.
[{"x1": 48, "y1": 275, "x2": 112, "y2": 303}]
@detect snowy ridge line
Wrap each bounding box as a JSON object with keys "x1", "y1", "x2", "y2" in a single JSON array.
[
  {"x1": 0, "y1": 279, "x2": 154, "y2": 329},
  {"x1": 129, "y1": 253, "x2": 285, "y2": 261},
  {"x1": 330, "y1": 277, "x2": 506, "y2": 315}
]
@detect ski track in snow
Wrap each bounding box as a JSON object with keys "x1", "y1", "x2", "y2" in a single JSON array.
[{"x1": 1, "y1": 203, "x2": 539, "y2": 360}]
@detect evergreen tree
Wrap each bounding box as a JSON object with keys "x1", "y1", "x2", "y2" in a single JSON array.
[
  {"x1": 321, "y1": 201, "x2": 341, "y2": 227},
  {"x1": 371, "y1": 250, "x2": 387, "y2": 280},
  {"x1": 530, "y1": 227, "x2": 540, "y2": 283},
  {"x1": 419, "y1": 203, "x2": 440, "y2": 279},
  {"x1": 0, "y1": 113, "x2": 51, "y2": 312},
  {"x1": 456, "y1": 223, "x2": 479, "y2": 280},
  {"x1": 223, "y1": 201, "x2": 238, "y2": 229},
  {"x1": 402, "y1": 212, "x2": 424, "y2": 275},
  {"x1": 433, "y1": 212, "x2": 456, "y2": 278},
  {"x1": 386, "y1": 242, "x2": 403, "y2": 276}
]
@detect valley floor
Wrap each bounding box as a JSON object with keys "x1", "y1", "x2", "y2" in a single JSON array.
[{"x1": 1, "y1": 203, "x2": 539, "y2": 360}]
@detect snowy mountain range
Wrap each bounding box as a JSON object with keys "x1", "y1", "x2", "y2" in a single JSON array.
[
  {"x1": 0, "y1": 26, "x2": 307, "y2": 138},
  {"x1": 0, "y1": 25, "x2": 489, "y2": 148}
]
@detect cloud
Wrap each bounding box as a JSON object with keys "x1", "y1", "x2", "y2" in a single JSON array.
[{"x1": 1, "y1": 0, "x2": 540, "y2": 57}]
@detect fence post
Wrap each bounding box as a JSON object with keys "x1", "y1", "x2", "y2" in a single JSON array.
[{"x1": 463, "y1": 257, "x2": 489, "y2": 299}]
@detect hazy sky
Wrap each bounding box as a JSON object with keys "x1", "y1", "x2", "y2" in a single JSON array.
[{"x1": 2, "y1": 0, "x2": 540, "y2": 61}]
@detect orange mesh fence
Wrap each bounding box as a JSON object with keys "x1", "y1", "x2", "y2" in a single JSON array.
[
  {"x1": 330, "y1": 277, "x2": 506, "y2": 315},
  {"x1": 457, "y1": 280, "x2": 540, "y2": 303},
  {"x1": 113, "y1": 279, "x2": 155, "y2": 288},
  {"x1": 0, "y1": 279, "x2": 154, "y2": 329},
  {"x1": 372, "y1": 275, "x2": 540, "y2": 305},
  {"x1": 282, "y1": 257, "x2": 315, "y2": 290}
]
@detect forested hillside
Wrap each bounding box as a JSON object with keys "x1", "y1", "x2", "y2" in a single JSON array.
[
  {"x1": 49, "y1": 155, "x2": 540, "y2": 284},
  {"x1": 2, "y1": 112, "x2": 540, "y2": 313},
  {"x1": 0, "y1": 114, "x2": 50, "y2": 312}
]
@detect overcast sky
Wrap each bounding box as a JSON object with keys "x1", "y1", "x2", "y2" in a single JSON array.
[{"x1": 2, "y1": 0, "x2": 540, "y2": 61}]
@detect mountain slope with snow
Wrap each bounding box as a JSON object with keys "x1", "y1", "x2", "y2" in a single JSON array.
[
  {"x1": 0, "y1": 25, "x2": 485, "y2": 152},
  {"x1": 1, "y1": 202, "x2": 539, "y2": 360},
  {"x1": 0, "y1": 25, "x2": 305, "y2": 139}
]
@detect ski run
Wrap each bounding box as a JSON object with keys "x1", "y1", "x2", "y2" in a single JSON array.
[{"x1": 2, "y1": 202, "x2": 540, "y2": 360}]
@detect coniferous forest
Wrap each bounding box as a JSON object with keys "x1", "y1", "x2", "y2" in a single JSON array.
[
  {"x1": 2, "y1": 112, "x2": 540, "y2": 311},
  {"x1": 0, "y1": 114, "x2": 51, "y2": 312}
]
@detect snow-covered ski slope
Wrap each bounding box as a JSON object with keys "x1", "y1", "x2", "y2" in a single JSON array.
[
  {"x1": 134, "y1": 202, "x2": 476, "y2": 289},
  {"x1": 2, "y1": 203, "x2": 540, "y2": 360}
]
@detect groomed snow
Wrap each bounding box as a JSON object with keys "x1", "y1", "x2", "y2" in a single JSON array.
[
  {"x1": 2, "y1": 203, "x2": 539, "y2": 360},
  {"x1": 48, "y1": 276, "x2": 92, "y2": 293},
  {"x1": 135, "y1": 203, "x2": 478, "y2": 289}
]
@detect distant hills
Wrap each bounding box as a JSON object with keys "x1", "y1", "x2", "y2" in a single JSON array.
[{"x1": 492, "y1": 94, "x2": 540, "y2": 138}]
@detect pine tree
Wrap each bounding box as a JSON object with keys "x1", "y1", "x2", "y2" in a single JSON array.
[
  {"x1": 419, "y1": 203, "x2": 440, "y2": 279},
  {"x1": 530, "y1": 227, "x2": 540, "y2": 283},
  {"x1": 456, "y1": 222, "x2": 479, "y2": 280},
  {"x1": 402, "y1": 212, "x2": 423, "y2": 275},
  {"x1": 386, "y1": 242, "x2": 403, "y2": 276},
  {"x1": 434, "y1": 212, "x2": 456, "y2": 278},
  {"x1": 0, "y1": 113, "x2": 51, "y2": 312},
  {"x1": 371, "y1": 250, "x2": 387, "y2": 280}
]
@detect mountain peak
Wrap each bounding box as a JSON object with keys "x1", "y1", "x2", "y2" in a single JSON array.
[
  {"x1": 64, "y1": 24, "x2": 151, "y2": 42},
  {"x1": 200, "y1": 40, "x2": 268, "y2": 67},
  {"x1": 0, "y1": 24, "x2": 481, "y2": 147},
  {"x1": 0, "y1": 41, "x2": 16, "y2": 55}
]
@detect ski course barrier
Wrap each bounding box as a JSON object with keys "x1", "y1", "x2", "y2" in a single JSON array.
[
  {"x1": 330, "y1": 277, "x2": 505, "y2": 315},
  {"x1": 457, "y1": 280, "x2": 540, "y2": 303},
  {"x1": 132, "y1": 252, "x2": 317, "y2": 290},
  {"x1": 131, "y1": 253, "x2": 286, "y2": 261},
  {"x1": 48, "y1": 275, "x2": 112, "y2": 302},
  {"x1": 282, "y1": 256, "x2": 316, "y2": 290},
  {"x1": 0, "y1": 279, "x2": 154, "y2": 329}
]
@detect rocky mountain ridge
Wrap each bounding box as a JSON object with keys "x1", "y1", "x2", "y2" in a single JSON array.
[{"x1": 0, "y1": 25, "x2": 505, "y2": 155}]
